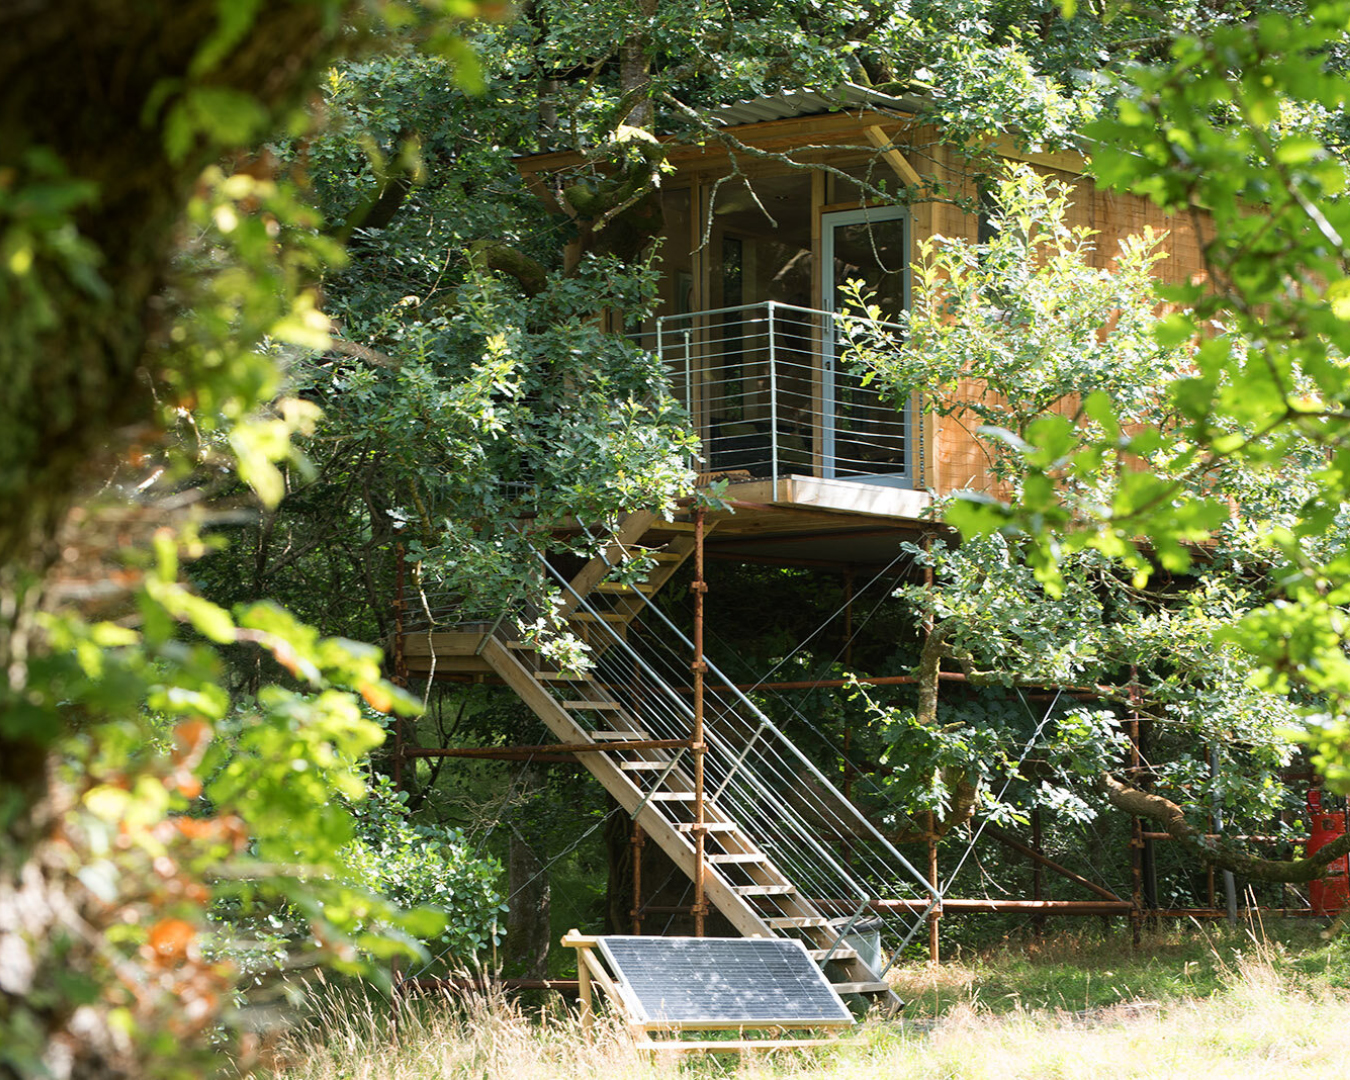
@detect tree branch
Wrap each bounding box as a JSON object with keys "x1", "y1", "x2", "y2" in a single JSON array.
[
  {"x1": 1099, "y1": 771, "x2": 1347, "y2": 883},
  {"x1": 467, "y1": 240, "x2": 549, "y2": 297},
  {"x1": 328, "y1": 338, "x2": 402, "y2": 369}
]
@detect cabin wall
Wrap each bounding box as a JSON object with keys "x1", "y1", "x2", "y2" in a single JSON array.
[{"x1": 909, "y1": 143, "x2": 1208, "y2": 500}]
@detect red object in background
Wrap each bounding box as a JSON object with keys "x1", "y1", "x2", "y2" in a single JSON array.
[{"x1": 1307, "y1": 789, "x2": 1350, "y2": 915}]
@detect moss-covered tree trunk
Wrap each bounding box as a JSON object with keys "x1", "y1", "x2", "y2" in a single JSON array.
[
  {"x1": 0, "y1": 6, "x2": 353, "y2": 1075},
  {"x1": 0, "y1": 0, "x2": 340, "y2": 568}
]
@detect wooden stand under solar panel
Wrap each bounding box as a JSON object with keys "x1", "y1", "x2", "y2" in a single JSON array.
[{"x1": 562, "y1": 932, "x2": 863, "y2": 1054}]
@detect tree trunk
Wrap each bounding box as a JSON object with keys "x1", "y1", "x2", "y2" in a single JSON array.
[
  {"x1": 0, "y1": 6, "x2": 353, "y2": 1075},
  {"x1": 503, "y1": 766, "x2": 551, "y2": 978},
  {"x1": 0, "y1": 0, "x2": 343, "y2": 568},
  {"x1": 619, "y1": 0, "x2": 658, "y2": 129}
]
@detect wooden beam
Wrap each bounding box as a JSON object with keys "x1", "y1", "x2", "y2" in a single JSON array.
[
  {"x1": 864, "y1": 126, "x2": 923, "y2": 187},
  {"x1": 558, "y1": 509, "x2": 659, "y2": 616},
  {"x1": 402, "y1": 748, "x2": 580, "y2": 762},
  {"x1": 636, "y1": 1038, "x2": 850, "y2": 1054},
  {"x1": 403, "y1": 655, "x2": 493, "y2": 675},
  {"x1": 406, "y1": 738, "x2": 689, "y2": 757},
  {"x1": 978, "y1": 820, "x2": 1123, "y2": 902},
  {"x1": 402, "y1": 631, "x2": 486, "y2": 657}
]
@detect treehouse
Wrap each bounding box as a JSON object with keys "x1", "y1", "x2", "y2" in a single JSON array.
[
  {"x1": 516, "y1": 83, "x2": 1205, "y2": 556},
  {"x1": 391, "y1": 88, "x2": 1225, "y2": 1013}
]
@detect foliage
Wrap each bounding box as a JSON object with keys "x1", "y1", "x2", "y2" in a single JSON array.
[
  {"x1": 938, "y1": 4, "x2": 1350, "y2": 798},
  {"x1": 839, "y1": 167, "x2": 1320, "y2": 862},
  {"x1": 339, "y1": 775, "x2": 506, "y2": 959},
  {"x1": 846, "y1": 167, "x2": 1189, "y2": 490},
  {"x1": 1, "y1": 522, "x2": 435, "y2": 1079}
]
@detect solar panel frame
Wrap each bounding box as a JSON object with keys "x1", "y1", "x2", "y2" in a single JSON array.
[{"x1": 595, "y1": 936, "x2": 855, "y2": 1031}]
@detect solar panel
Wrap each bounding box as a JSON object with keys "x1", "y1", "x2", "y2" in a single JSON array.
[{"x1": 595, "y1": 936, "x2": 854, "y2": 1029}]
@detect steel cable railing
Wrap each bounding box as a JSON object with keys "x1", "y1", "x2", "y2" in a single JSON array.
[
  {"x1": 534, "y1": 552, "x2": 940, "y2": 968},
  {"x1": 653, "y1": 301, "x2": 915, "y2": 486}
]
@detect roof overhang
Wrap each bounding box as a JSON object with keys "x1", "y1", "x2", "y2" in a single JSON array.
[{"x1": 514, "y1": 84, "x2": 1086, "y2": 179}]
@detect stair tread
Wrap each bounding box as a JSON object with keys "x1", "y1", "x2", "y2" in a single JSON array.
[
  {"x1": 732, "y1": 885, "x2": 796, "y2": 896},
  {"x1": 590, "y1": 729, "x2": 651, "y2": 740},
  {"x1": 675, "y1": 822, "x2": 738, "y2": 833},
  {"x1": 808, "y1": 947, "x2": 859, "y2": 961},
  {"x1": 648, "y1": 792, "x2": 696, "y2": 801},
  {"x1": 563, "y1": 700, "x2": 622, "y2": 710},
  {"x1": 765, "y1": 916, "x2": 831, "y2": 928},
  {"x1": 595, "y1": 581, "x2": 657, "y2": 593},
  {"x1": 830, "y1": 981, "x2": 891, "y2": 995},
  {"x1": 619, "y1": 761, "x2": 671, "y2": 771},
  {"x1": 706, "y1": 853, "x2": 765, "y2": 864}
]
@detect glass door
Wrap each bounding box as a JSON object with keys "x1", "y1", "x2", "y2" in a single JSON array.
[{"x1": 820, "y1": 206, "x2": 913, "y2": 486}]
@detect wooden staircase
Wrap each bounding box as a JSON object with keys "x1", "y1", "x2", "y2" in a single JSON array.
[
  {"x1": 481, "y1": 635, "x2": 895, "y2": 1003},
  {"x1": 471, "y1": 510, "x2": 907, "y2": 1007},
  {"x1": 555, "y1": 510, "x2": 703, "y2": 651}
]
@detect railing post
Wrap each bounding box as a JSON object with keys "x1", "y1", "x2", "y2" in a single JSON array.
[
  {"x1": 691, "y1": 506, "x2": 708, "y2": 936},
  {"x1": 631, "y1": 822, "x2": 645, "y2": 935},
  {"x1": 768, "y1": 302, "x2": 779, "y2": 479},
  {"x1": 392, "y1": 542, "x2": 406, "y2": 791},
  {"x1": 683, "y1": 329, "x2": 694, "y2": 471}
]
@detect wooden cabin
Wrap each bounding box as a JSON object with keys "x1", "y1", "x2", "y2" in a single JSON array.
[
  {"x1": 394, "y1": 88, "x2": 1210, "y2": 1002},
  {"x1": 519, "y1": 84, "x2": 1205, "y2": 526}
]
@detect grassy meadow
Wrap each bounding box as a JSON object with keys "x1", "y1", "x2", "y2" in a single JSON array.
[{"x1": 266, "y1": 920, "x2": 1350, "y2": 1080}]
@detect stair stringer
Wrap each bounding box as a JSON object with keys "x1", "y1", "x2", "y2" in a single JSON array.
[
  {"x1": 558, "y1": 510, "x2": 659, "y2": 617},
  {"x1": 480, "y1": 636, "x2": 772, "y2": 938}
]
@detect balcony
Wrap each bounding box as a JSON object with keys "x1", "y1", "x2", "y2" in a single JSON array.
[{"x1": 654, "y1": 301, "x2": 917, "y2": 488}]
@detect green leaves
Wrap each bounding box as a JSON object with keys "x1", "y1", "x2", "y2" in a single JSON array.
[{"x1": 164, "y1": 88, "x2": 271, "y2": 165}]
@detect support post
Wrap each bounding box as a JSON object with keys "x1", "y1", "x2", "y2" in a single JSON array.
[
  {"x1": 691, "y1": 506, "x2": 708, "y2": 936},
  {"x1": 631, "y1": 823, "x2": 645, "y2": 935},
  {"x1": 1211, "y1": 745, "x2": 1238, "y2": 926},
  {"x1": 392, "y1": 542, "x2": 407, "y2": 791},
  {"x1": 923, "y1": 538, "x2": 939, "y2": 963},
  {"x1": 1141, "y1": 719, "x2": 1159, "y2": 926},
  {"x1": 391, "y1": 544, "x2": 407, "y2": 988},
  {"x1": 926, "y1": 812, "x2": 940, "y2": 964},
  {"x1": 1128, "y1": 677, "x2": 1143, "y2": 948},
  {"x1": 1032, "y1": 807, "x2": 1045, "y2": 937},
  {"x1": 578, "y1": 950, "x2": 593, "y2": 1033}
]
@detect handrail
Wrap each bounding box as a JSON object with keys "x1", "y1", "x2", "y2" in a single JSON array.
[{"x1": 656, "y1": 298, "x2": 903, "y2": 332}]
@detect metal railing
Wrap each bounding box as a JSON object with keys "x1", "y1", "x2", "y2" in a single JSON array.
[
  {"x1": 535, "y1": 536, "x2": 940, "y2": 970},
  {"x1": 651, "y1": 301, "x2": 917, "y2": 485}
]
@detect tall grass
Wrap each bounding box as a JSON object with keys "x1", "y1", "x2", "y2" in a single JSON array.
[
  {"x1": 267, "y1": 928, "x2": 1350, "y2": 1080},
  {"x1": 267, "y1": 983, "x2": 685, "y2": 1080}
]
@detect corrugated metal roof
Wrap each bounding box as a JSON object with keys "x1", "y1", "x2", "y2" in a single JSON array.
[
  {"x1": 709, "y1": 83, "x2": 922, "y2": 127},
  {"x1": 516, "y1": 85, "x2": 928, "y2": 161}
]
